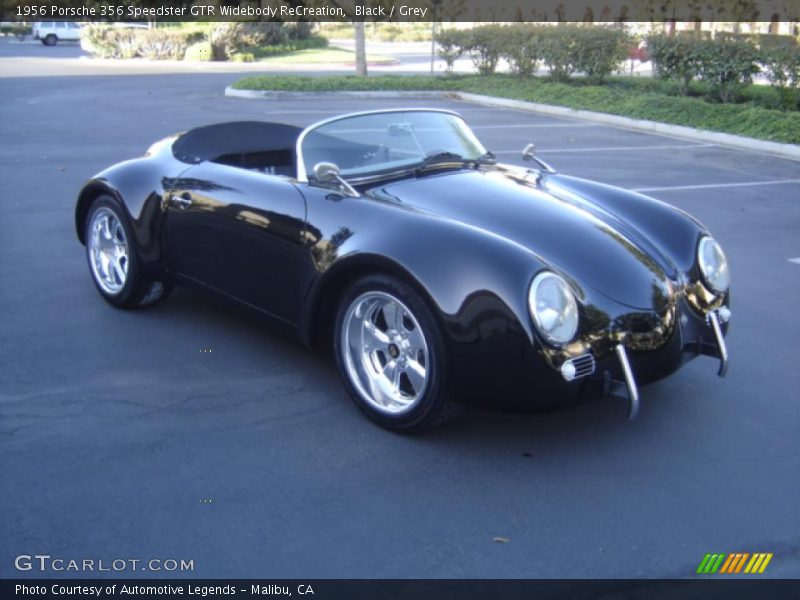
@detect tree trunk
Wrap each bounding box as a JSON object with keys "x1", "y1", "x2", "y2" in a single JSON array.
[{"x1": 354, "y1": 21, "x2": 367, "y2": 77}]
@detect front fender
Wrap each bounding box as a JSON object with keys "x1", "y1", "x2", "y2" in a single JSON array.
[
  {"x1": 299, "y1": 186, "x2": 547, "y2": 350},
  {"x1": 546, "y1": 174, "x2": 706, "y2": 274}
]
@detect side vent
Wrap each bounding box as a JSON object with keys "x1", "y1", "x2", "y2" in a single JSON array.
[{"x1": 560, "y1": 354, "x2": 596, "y2": 381}]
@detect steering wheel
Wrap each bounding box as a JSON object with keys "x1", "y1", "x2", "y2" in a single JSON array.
[{"x1": 360, "y1": 145, "x2": 390, "y2": 166}]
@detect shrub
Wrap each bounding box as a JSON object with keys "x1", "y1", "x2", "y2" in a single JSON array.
[
  {"x1": 539, "y1": 26, "x2": 580, "y2": 82},
  {"x1": 464, "y1": 25, "x2": 505, "y2": 75},
  {"x1": 137, "y1": 29, "x2": 194, "y2": 61},
  {"x1": 81, "y1": 25, "x2": 200, "y2": 60},
  {"x1": 283, "y1": 22, "x2": 314, "y2": 41},
  {"x1": 231, "y1": 52, "x2": 255, "y2": 63},
  {"x1": 761, "y1": 41, "x2": 800, "y2": 110},
  {"x1": 81, "y1": 25, "x2": 140, "y2": 59},
  {"x1": 184, "y1": 41, "x2": 213, "y2": 62},
  {"x1": 435, "y1": 28, "x2": 468, "y2": 74},
  {"x1": 500, "y1": 24, "x2": 540, "y2": 77},
  {"x1": 571, "y1": 26, "x2": 632, "y2": 83},
  {"x1": 1, "y1": 24, "x2": 32, "y2": 38},
  {"x1": 647, "y1": 33, "x2": 706, "y2": 95},
  {"x1": 698, "y1": 36, "x2": 760, "y2": 103},
  {"x1": 207, "y1": 22, "x2": 288, "y2": 61}
]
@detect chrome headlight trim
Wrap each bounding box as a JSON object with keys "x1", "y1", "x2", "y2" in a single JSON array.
[
  {"x1": 697, "y1": 236, "x2": 731, "y2": 294},
  {"x1": 528, "y1": 271, "x2": 579, "y2": 346}
]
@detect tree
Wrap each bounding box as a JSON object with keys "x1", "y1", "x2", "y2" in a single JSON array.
[
  {"x1": 354, "y1": 20, "x2": 367, "y2": 77},
  {"x1": 352, "y1": 0, "x2": 367, "y2": 77}
]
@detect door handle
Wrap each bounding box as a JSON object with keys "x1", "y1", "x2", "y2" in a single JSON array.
[{"x1": 171, "y1": 193, "x2": 192, "y2": 209}]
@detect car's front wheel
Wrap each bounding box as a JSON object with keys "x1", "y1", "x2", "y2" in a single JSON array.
[
  {"x1": 84, "y1": 196, "x2": 171, "y2": 309},
  {"x1": 334, "y1": 275, "x2": 461, "y2": 432},
  {"x1": 43, "y1": 34, "x2": 57, "y2": 46}
]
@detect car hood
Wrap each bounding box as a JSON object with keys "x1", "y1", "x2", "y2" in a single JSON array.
[{"x1": 371, "y1": 169, "x2": 678, "y2": 311}]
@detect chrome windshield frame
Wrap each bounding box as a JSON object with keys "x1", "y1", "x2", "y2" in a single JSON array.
[{"x1": 295, "y1": 108, "x2": 468, "y2": 184}]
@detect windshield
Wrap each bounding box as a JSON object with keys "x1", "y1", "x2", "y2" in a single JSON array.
[{"x1": 299, "y1": 110, "x2": 486, "y2": 180}]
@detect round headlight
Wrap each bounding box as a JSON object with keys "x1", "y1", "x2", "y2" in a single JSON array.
[
  {"x1": 528, "y1": 272, "x2": 579, "y2": 345},
  {"x1": 698, "y1": 236, "x2": 730, "y2": 294}
]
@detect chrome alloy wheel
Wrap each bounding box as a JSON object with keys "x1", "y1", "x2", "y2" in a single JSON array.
[
  {"x1": 88, "y1": 207, "x2": 129, "y2": 295},
  {"x1": 341, "y1": 291, "x2": 430, "y2": 414}
]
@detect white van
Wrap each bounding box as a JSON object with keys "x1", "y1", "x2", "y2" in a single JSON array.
[{"x1": 33, "y1": 22, "x2": 81, "y2": 46}]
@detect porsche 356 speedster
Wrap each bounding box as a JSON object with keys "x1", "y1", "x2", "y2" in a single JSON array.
[{"x1": 75, "y1": 109, "x2": 731, "y2": 431}]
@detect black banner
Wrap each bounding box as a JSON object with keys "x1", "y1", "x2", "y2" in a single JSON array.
[
  {"x1": 3, "y1": 579, "x2": 800, "y2": 600},
  {"x1": 3, "y1": 0, "x2": 800, "y2": 23}
]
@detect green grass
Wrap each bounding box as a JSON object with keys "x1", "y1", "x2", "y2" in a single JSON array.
[
  {"x1": 252, "y1": 47, "x2": 396, "y2": 66},
  {"x1": 232, "y1": 74, "x2": 800, "y2": 145}
]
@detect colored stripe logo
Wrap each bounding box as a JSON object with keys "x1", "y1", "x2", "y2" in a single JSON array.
[{"x1": 696, "y1": 552, "x2": 773, "y2": 574}]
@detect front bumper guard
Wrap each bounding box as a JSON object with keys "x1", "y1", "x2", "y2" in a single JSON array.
[
  {"x1": 706, "y1": 310, "x2": 729, "y2": 377},
  {"x1": 604, "y1": 308, "x2": 729, "y2": 420}
]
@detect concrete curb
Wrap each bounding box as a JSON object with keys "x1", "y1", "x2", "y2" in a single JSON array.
[
  {"x1": 224, "y1": 86, "x2": 800, "y2": 161},
  {"x1": 225, "y1": 88, "x2": 450, "y2": 101}
]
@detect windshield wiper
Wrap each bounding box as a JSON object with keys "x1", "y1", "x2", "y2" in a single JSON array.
[
  {"x1": 476, "y1": 151, "x2": 496, "y2": 165},
  {"x1": 418, "y1": 151, "x2": 466, "y2": 170},
  {"x1": 415, "y1": 151, "x2": 497, "y2": 175}
]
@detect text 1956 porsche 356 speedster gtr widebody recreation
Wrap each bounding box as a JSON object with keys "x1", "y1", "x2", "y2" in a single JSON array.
[{"x1": 76, "y1": 109, "x2": 731, "y2": 431}]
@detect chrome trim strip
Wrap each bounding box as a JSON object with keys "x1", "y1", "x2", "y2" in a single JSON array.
[
  {"x1": 615, "y1": 344, "x2": 640, "y2": 421},
  {"x1": 295, "y1": 108, "x2": 464, "y2": 183},
  {"x1": 707, "y1": 311, "x2": 729, "y2": 377}
]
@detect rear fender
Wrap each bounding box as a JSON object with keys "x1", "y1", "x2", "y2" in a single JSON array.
[{"x1": 75, "y1": 156, "x2": 187, "y2": 269}]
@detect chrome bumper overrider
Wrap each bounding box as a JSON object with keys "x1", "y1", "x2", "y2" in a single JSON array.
[
  {"x1": 603, "y1": 345, "x2": 640, "y2": 420},
  {"x1": 706, "y1": 309, "x2": 729, "y2": 377},
  {"x1": 603, "y1": 307, "x2": 730, "y2": 420}
]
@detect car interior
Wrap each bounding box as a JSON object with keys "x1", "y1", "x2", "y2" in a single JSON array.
[
  {"x1": 171, "y1": 121, "x2": 302, "y2": 177},
  {"x1": 172, "y1": 121, "x2": 387, "y2": 180}
]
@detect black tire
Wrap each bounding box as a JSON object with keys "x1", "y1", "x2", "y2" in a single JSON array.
[
  {"x1": 333, "y1": 274, "x2": 462, "y2": 432},
  {"x1": 44, "y1": 34, "x2": 57, "y2": 46},
  {"x1": 84, "y1": 196, "x2": 171, "y2": 309}
]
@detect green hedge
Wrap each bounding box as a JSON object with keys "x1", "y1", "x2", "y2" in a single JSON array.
[
  {"x1": 82, "y1": 23, "x2": 323, "y2": 62},
  {"x1": 648, "y1": 32, "x2": 799, "y2": 107},
  {"x1": 433, "y1": 26, "x2": 798, "y2": 109},
  {"x1": 0, "y1": 24, "x2": 31, "y2": 37},
  {"x1": 81, "y1": 25, "x2": 203, "y2": 60},
  {"x1": 761, "y1": 43, "x2": 800, "y2": 110},
  {"x1": 436, "y1": 24, "x2": 632, "y2": 83},
  {"x1": 232, "y1": 74, "x2": 800, "y2": 144},
  {"x1": 248, "y1": 37, "x2": 328, "y2": 59}
]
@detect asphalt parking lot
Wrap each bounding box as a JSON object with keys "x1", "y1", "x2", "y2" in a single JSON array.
[{"x1": 1, "y1": 49, "x2": 799, "y2": 579}]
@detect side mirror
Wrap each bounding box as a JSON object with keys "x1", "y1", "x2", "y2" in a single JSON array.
[
  {"x1": 522, "y1": 143, "x2": 536, "y2": 162},
  {"x1": 311, "y1": 161, "x2": 359, "y2": 198},
  {"x1": 521, "y1": 143, "x2": 556, "y2": 176},
  {"x1": 313, "y1": 161, "x2": 341, "y2": 183}
]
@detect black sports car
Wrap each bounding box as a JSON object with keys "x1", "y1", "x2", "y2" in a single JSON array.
[{"x1": 76, "y1": 109, "x2": 731, "y2": 431}]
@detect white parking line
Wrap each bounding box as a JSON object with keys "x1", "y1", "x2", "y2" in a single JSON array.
[
  {"x1": 493, "y1": 143, "x2": 714, "y2": 155},
  {"x1": 472, "y1": 123, "x2": 599, "y2": 130},
  {"x1": 633, "y1": 179, "x2": 800, "y2": 192},
  {"x1": 789, "y1": 257, "x2": 800, "y2": 265}
]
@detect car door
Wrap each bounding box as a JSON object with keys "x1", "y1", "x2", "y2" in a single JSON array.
[{"x1": 163, "y1": 161, "x2": 311, "y2": 325}]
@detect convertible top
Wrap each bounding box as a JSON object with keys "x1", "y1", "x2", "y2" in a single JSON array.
[{"x1": 171, "y1": 121, "x2": 302, "y2": 165}]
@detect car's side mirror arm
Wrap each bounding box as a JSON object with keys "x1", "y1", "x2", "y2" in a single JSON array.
[
  {"x1": 310, "y1": 162, "x2": 360, "y2": 198},
  {"x1": 521, "y1": 143, "x2": 556, "y2": 175}
]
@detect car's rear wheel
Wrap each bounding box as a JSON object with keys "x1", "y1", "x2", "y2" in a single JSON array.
[
  {"x1": 334, "y1": 275, "x2": 461, "y2": 432},
  {"x1": 85, "y1": 196, "x2": 171, "y2": 308},
  {"x1": 43, "y1": 34, "x2": 57, "y2": 46}
]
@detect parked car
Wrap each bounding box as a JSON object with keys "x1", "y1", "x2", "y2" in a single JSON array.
[
  {"x1": 33, "y1": 21, "x2": 81, "y2": 46},
  {"x1": 74, "y1": 109, "x2": 731, "y2": 431}
]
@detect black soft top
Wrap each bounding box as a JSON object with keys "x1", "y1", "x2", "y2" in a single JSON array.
[{"x1": 171, "y1": 121, "x2": 302, "y2": 164}]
